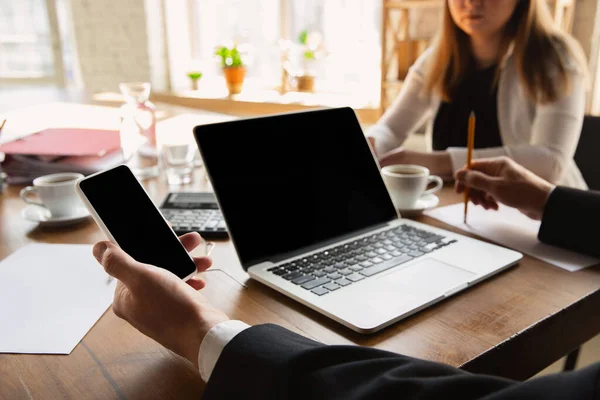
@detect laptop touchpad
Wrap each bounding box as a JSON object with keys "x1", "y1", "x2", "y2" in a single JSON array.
[{"x1": 379, "y1": 258, "x2": 475, "y2": 296}]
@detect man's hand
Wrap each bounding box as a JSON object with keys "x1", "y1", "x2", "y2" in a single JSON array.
[
  {"x1": 455, "y1": 157, "x2": 556, "y2": 220},
  {"x1": 92, "y1": 232, "x2": 229, "y2": 368}
]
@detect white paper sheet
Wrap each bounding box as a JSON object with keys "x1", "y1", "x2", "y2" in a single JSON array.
[
  {"x1": 425, "y1": 203, "x2": 600, "y2": 272},
  {"x1": 0, "y1": 244, "x2": 116, "y2": 354}
]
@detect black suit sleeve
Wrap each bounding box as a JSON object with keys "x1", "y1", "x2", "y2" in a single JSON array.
[
  {"x1": 203, "y1": 324, "x2": 600, "y2": 400},
  {"x1": 539, "y1": 187, "x2": 600, "y2": 257}
]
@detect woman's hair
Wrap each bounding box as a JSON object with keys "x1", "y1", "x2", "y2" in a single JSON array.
[{"x1": 424, "y1": 0, "x2": 588, "y2": 104}]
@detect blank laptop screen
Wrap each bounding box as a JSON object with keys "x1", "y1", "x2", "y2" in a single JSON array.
[{"x1": 195, "y1": 107, "x2": 397, "y2": 268}]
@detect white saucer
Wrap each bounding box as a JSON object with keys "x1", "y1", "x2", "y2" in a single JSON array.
[
  {"x1": 21, "y1": 205, "x2": 91, "y2": 227},
  {"x1": 397, "y1": 194, "x2": 440, "y2": 217}
]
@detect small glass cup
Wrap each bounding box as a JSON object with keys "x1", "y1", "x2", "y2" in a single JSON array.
[{"x1": 162, "y1": 143, "x2": 196, "y2": 185}]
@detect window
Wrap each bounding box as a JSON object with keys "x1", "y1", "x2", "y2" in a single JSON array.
[
  {"x1": 0, "y1": 0, "x2": 73, "y2": 85},
  {"x1": 190, "y1": 0, "x2": 381, "y2": 102},
  {"x1": 0, "y1": 0, "x2": 54, "y2": 79},
  {"x1": 286, "y1": 0, "x2": 381, "y2": 99},
  {"x1": 192, "y1": 0, "x2": 282, "y2": 86}
]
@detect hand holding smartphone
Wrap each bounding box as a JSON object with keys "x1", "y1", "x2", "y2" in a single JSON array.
[{"x1": 76, "y1": 165, "x2": 209, "y2": 281}]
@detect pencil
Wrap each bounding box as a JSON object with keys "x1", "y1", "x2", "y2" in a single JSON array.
[{"x1": 464, "y1": 111, "x2": 476, "y2": 224}]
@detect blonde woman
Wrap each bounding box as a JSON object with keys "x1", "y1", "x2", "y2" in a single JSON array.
[{"x1": 368, "y1": 0, "x2": 589, "y2": 188}]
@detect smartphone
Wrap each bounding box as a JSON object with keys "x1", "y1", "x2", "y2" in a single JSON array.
[{"x1": 76, "y1": 165, "x2": 198, "y2": 280}]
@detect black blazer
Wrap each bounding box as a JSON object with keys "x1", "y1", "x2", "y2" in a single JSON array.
[
  {"x1": 204, "y1": 324, "x2": 600, "y2": 399},
  {"x1": 539, "y1": 187, "x2": 600, "y2": 257},
  {"x1": 204, "y1": 187, "x2": 600, "y2": 399}
]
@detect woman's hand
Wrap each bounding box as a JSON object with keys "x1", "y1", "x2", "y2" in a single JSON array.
[
  {"x1": 367, "y1": 137, "x2": 377, "y2": 157},
  {"x1": 92, "y1": 232, "x2": 230, "y2": 368},
  {"x1": 379, "y1": 148, "x2": 453, "y2": 179},
  {"x1": 455, "y1": 157, "x2": 555, "y2": 220}
]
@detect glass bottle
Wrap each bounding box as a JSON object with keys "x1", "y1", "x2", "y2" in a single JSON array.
[{"x1": 119, "y1": 82, "x2": 159, "y2": 179}]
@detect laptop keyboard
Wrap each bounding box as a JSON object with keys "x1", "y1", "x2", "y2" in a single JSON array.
[{"x1": 267, "y1": 224, "x2": 457, "y2": 296}]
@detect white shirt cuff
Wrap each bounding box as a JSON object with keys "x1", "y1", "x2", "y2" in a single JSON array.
[
  {"x1": 446, "y1": 147, "x2": 467, "y2": 175},
  {"x1": 198, "y1": 320, "x2": 250, "y2": 381},
  {"x1": 367, "y1": 124, "x2": 397, "y2": 157}
]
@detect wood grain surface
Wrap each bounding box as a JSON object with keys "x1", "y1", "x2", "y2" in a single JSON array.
[{"x1": 2, "y1": 104, "x2": 599, "y2": 399}]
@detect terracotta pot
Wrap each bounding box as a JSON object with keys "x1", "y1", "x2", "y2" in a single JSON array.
[
  {"x1": 297, "y1": 75, "x2": 315, "y2": 92},
  {"x1": 223, "y1": 66, "x2": 246, "y2": 95}
]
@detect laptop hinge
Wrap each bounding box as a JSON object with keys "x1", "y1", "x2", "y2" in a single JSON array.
[{"x1": 265, "y1": 221, "x2": 392, "y2": 265}]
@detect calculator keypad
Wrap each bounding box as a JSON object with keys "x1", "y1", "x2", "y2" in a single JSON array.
[{"x1": 161, "y1": 209, "x2": 227, "y2": 233}]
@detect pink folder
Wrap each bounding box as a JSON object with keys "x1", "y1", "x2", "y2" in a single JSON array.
[{"x1": 0, "y1": 128, "x2": 120, "y2": 157}]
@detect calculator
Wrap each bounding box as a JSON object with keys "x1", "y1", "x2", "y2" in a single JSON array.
[{"x1": 159, "y1": 192, "x2": 228, "y2": 240}]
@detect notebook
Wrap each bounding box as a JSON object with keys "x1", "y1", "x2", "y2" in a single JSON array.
[{"x1": 0, "y1": 128, "x2": 120, "y2": 157}]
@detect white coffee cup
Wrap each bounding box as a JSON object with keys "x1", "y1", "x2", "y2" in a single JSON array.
[
  {"x1": 381, "y1": 165, "x2": 443, "y2": 209},
  {"x1": 20, "y1": 173, "x2": 84, "y2": 217}
]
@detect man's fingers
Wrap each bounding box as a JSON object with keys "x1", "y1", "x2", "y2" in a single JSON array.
[
  {"x1": 93, "y1": 242, "x2": 145, "y2": 286},
  {"x1": 456, "y1": 157, "x2": 513, "y2": 181},
  {"x1": 461, "y1": 170, "x2": 497, "y2": 193},
  {"x1": 193, "y1": 256, "x2": 212, "y2": 272},
  {"x1": 469, "y1": 191, "x2": 498, "y2": 211},
  {"x1": 455, "y1": 181, "x2": 465, "y2": 194},
  {"x1": 484, "y1": 194, "x2": 499, "y2": 209},
  {"x1": 186, "y1": 277, "x2": 206, "y2": 291},
  {"x1": 468, "y1": 157, "x2": 511, "y2": 176},
  {"x1": 457, "y1": 181, "x2": 498, "y2": 212},
  {"x1": 487, "y1": 201, "x2": 499, "y2": 210},
  {"x1": 179, "y1": 232, "x2": 203, "y2": 253}
]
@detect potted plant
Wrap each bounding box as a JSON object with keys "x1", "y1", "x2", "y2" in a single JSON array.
[
  {"x1": 296, "y1": 29, "x2": 326, "y2": 92},
  {"x1": 187, "y1": 71, "x2": 202, "y2": 90},
  {"x1": 215, "y1": 45, "x2": 245, "y2": 95}
]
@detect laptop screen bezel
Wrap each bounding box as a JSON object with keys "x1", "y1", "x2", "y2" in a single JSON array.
[{"x1": 194, "y1": 107, "x2": 399, "y2": 270}]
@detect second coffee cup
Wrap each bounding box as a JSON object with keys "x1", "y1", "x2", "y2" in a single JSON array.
[{"x1": 381, "y1": 165, "x2": 443, "y2": 210}]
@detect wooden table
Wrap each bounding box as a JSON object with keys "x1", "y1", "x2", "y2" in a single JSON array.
[{"x1": 2, "y1": 107, "x2": 600, "y2": 399}]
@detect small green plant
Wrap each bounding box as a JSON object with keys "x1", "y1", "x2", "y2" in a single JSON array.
[
  {"x1": 298, "y1": 30, "x2": 308, "y2": 45},
  {"x1": 215, "y1": 46, "x2": 244, "y2": 68},
  {"x1": 298, "y1": 29, "x2": 315, "y2": 60},
  {"x1": 187, "y1": 71, "x2": 203, "y2": 81}
]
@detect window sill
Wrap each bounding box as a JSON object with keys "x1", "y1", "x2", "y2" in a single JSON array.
[{"x1": 152, "y1": 77, "x2": 382, "y2": 124}]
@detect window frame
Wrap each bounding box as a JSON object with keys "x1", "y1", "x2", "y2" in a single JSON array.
[{"x1": 0, "y1": 0, "x2": 66, "y2": 86}]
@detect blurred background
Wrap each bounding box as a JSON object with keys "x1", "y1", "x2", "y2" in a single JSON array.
[{"x1": 2, "y1": 0, "x2": 599, "y2": 123}]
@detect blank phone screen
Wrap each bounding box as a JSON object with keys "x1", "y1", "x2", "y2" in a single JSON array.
[{"x1": 79, "y1": 165, "x2": 197, "y2": 279}]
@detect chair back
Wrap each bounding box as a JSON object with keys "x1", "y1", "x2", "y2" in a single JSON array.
[{"x1": 574, "y1": 115, "x2": 600, "y2": 190}]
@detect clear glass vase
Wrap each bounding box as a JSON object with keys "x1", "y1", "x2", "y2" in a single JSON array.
[{"x1": 119, "y1": 82, "x2": 159, "y2": 179}]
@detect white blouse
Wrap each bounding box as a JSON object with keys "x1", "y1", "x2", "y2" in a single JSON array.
[{"x1": 368, "y1": 45, "x2": 588, "y2": 189}]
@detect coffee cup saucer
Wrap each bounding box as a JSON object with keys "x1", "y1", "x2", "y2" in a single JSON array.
[
  {"x1": 21, "y1": 205, "x2": 91, "y2": 227},
  {"x1": 397, "y1": 194, "x2": 440, "y2": 217}
]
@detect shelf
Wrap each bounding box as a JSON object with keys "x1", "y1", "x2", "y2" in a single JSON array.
[{"x1": 172, "y1": 78, "x2": 377, "y2": 107}]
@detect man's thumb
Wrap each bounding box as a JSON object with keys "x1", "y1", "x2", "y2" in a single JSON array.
[{"x1": 93, "y1": 242, "x2": 143, "y2": 285}]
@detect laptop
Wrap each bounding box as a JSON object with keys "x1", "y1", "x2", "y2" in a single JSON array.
[{"x1": 194, "y1": 107, "x2": 522, "y2": 333}]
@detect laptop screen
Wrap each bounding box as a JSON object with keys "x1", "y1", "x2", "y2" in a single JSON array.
[{"x1": 195, "y1": 107, "x2": 397, "y2": 268}]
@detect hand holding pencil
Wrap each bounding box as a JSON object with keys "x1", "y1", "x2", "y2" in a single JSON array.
[
  {"x1": 463, "y1": 111, "x2": 476, "y2": 224},
  {"x1": 455, "y1": 156, "x2": 555, "y2": 221}
]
